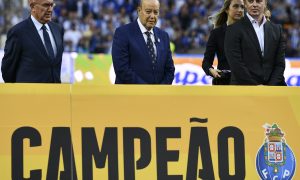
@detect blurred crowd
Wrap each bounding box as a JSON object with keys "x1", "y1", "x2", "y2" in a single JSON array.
[{"x1": 1, "y1": 0, "x2": 300, "y2": 56}]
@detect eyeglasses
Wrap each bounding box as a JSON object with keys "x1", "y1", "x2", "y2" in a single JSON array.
[{"x1": 36, "y1": 2, "x2": 56, "y2": 9}]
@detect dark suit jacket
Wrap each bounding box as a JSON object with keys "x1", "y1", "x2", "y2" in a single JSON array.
[
  {"x1": 1, "y1": 17, "x2": 64, "y2": 83},
  {"x1": 202, "y1": 24, "x2": 230, "y2": 76},
  {"x1": 224, "y1": 15, "x2": 286, "y2": 85},
  {"x1": 112, "y1": 20, "x2": 175, "y2": 84}
]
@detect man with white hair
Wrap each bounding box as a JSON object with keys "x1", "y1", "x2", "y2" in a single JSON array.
[{"x1": 1, "y1": 0, "x2": 64, "y2": 83}]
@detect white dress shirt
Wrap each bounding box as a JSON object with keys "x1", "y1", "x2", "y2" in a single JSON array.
[
  {"x1": 137, "y1": 18, "x2": 157, "y2": 56},
  {"x1": 31, "y1": 15, "x2": 57, "y2": 56},
  {"x1": 247, "y1": 13, "x2": 267, "y2": 56}
]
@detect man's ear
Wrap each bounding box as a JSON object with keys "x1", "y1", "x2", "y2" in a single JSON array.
[{"x1": 137, "y1": 6, "x2": 142, "y2": 16}]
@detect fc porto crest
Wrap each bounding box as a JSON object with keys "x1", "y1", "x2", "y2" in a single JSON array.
[{"x1": 256, "y1": 124, "x2": 296, "y2": 180}]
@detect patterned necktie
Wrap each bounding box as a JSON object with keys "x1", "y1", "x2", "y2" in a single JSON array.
[
  {"x1": 145, "y1": 31, "x2": 156, "y2": 65},
  {"x1": 42, "y1": 25, "x2": 55, "y2": 60}
]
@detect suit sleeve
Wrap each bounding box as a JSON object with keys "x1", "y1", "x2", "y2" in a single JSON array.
[
  {"x1": 1, "y1": 29, "x2": 21, "y2": 83},
  {"x1": 202, "y1": 30, "x2": 217, "y2": 76},
  {"x1": 224, "y1": 25, "x2": 257, "y2": 85},
  {"x1": 112, "y1": 28, "x2": 147, "y2": 84},
  {"x1": 267, "y1": 25, "x2": 286, "y2": 85},
  {"x1": 160, "y1": 32, "x2": 175, "y2": 84}
]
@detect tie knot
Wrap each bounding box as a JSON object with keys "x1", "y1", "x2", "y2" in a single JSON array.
[
  {"x1": 41, "y1": 25, "x2": 47, "y2": 31},
  {"x1": 145, "y1": 31, "x2": 151, "y2": 38}
]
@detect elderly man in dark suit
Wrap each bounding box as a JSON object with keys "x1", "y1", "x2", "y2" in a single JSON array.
[
  {"x1": 112, "y1": 0, "x2": 175, "y2": 84},
  {"x1": 1, "y1": 0, "x2": 64, "y2": 83},
  {"x1": 224, "y1": 0, "x2": 286, "y2": 85}
]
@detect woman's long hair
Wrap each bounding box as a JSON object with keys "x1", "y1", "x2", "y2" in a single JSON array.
[
  {"x1": 210, "y1": 0, "x2": 271, "y2": 28},
  {"x1": 264, "y1": 8, "x2": 271, "y2": 21},
  {"x1": 210, "y1": 0, "x2": 233, "y2": 28}
]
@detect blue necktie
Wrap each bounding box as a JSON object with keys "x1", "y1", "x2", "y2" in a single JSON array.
[
  {"x1": 42, "y1": 25, "x2": 55, "y2": 60},
  {"x1": 145, "y1": 31, "x2": 156, "y2": 65}
]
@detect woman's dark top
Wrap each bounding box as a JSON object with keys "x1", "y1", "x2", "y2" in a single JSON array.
[{"x1": 202, "y1": 24, "x2": 231, "y2": 85}]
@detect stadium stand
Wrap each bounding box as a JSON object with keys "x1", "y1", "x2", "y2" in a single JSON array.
[{"x1": 0, "y1": 0, "x2": 299, "y2": 56}]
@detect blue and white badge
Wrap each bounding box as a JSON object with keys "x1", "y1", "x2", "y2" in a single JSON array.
[{"x1": 256, "y1": 124, "x2": 296, "y2": 180}]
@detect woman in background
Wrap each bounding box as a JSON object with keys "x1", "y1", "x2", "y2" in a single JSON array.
[{"x1": 202, "y1": 0, "x2": 244, "y2": 85}]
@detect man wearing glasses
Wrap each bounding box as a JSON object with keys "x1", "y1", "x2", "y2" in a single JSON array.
[{"x1": 1, "y1": 0, "x2": 64, "y2": 83}]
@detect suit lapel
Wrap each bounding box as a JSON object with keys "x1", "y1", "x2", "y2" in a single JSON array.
[
  {"x1": 48, "y1": 22, "x2": 62, "y2": 64},
  {"x1": 243, "y1": 16, "x2": 263, "y2": 59},
  {"x1": 27, "y1": 18, "x2": 50, "y2": 61},
  {"x1": 153, "y1": 28, "x2": 161, "y2": 62},
  {"x1": 263, "y1": 21, "x2": 271, "y2": 59},
  {"x1": 133, "y1": 20, "x2": 151, "y2": 61}
]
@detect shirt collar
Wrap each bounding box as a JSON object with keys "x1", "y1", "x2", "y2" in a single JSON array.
[
  {"x1": 137, "y1": 18, "x2": 154, "y2": 35},
  {"x1": 31, "y1": 15, "x2": 50, "y2": 31},
  {"x1": 246, "y1": 13, "x2": 267, "y2": 26}
]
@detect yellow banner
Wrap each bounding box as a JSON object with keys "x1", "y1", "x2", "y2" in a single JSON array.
[{"x1": 0, "y1": 84, "x2": 299, "y2": 179}]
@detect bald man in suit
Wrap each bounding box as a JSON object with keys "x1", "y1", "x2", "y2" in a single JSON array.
[{"x1": 112, "y1": 0, "x2": 175, "y2": 84}]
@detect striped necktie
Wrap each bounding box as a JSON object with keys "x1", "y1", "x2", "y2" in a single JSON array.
[{"x1": 145, "y1": 31, "x2": 156, "y2": 65}]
